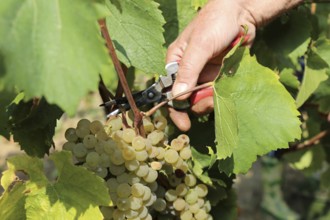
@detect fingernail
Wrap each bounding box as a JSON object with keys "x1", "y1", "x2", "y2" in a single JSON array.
[{"x1": 173, "y1": 83, "x2": 188, "y2": 96}]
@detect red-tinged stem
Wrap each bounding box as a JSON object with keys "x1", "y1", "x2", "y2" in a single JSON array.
[
  {"x1": 98, "y1": 19, "x2": 145, "y2": 136},
  {"x1": 143, "y1": 82, "x2": 214, "y2": 117}
]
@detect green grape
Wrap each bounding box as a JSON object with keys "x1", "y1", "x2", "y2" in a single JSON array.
[
  {"x1": 185, "y1": 189, "x2": 198, "y2": 205},
  {"x1": 143, "y1": 117, "x2": 154, "y2": 133},
  {"x1": 177, "y1": 134, "x2": 190, "y2": 145},
  {"x1": 94, "y1": 140, "x2": 105, "y2": 154},
  {"x1": 189, "y1": 202, "x2": 200, "y2": 214},
  {"x1": 184, "y1": 174, "x2": 197, "y2": 187},
  {"x1": 173, "y1": 198, "x2": 186, "y2": 211},
  {"x1": 124, "y1": 209, "x2": 139, "y2": 219},
  {"x1": 203, "y1": 200, "x2": 211, "y2": 212},
  {"x1": 103, "y1": 139, "x2": 117, "y2": 154},
  {"x1": 117, "y1": 172, "x2": 130, "y2": 184},
  {"x1": 197, "y1": 198, "x2": 205, "y2": 207},
  {"x1": 62, "y1": 142, "x2": 75, "y2": 151},
  {"x1": 142, "y1": 214, "x2": 152, "y2": 220},
  {"x1": 122, "y1": 146, "x2": 136, "y2": 161},
  {"x1": 77, "y1": 118, "x2": 91, "y2": 129},
  {"x1": 195, "y1": 209, "x2": 208, "y2": 220},
  {"x1": 110, "y1": 150, "x2": 125, "y2": 165},
  {"x1": 110, "y1": 192, "x2": 119, "y2": 204},
  {"x1": 164, "y1": 149, "x2": 179, "y2": 164},
  {"x1": 148, "y1": 147, "x2": 159, "y2": 159},
  {"x1": 150, "y1": 161, "x2": 162, "y2": 171},
  {"x1": 83, "y1": 134, "x2": 97, "y2": 149},
  {"x1": 173, "y1": 157, "x2": 183, "y2": 168},
  {"x1": 125, "y1": 160, "x2": 140, "y2": 172},
  {"x1": 180, "y1": 147, "x2": 192, "y2": 160},
  {"x1": 155, "y1": 185, "x2": 166, "y2": 198},
  {"x1": 195, "y1": 184, "x2": 208, "y2": 197},
  {"x1": 90, "y1": 120, "x2": 104, "y2": 134},
  {"x1": 131, "y1": 183, "x2": 145, "y2": 198},
  {"x1": 178, "y1": 162, "x2": 189, "y2": 173},
  {"x1": 100, "y1": 206, "x2": 114, "y2": 220},
  {"x1": 144, "y1": 192, "x2": 156, "y2": 206},
  {"x1": 117, "y1": 198, "x2": 130, "y2": 211},
  {"x1": 122, "y1": 128, "x2": 136, "y2": 143},
  {"x1": 100, "y1": 153, "x2": 110, "y2": 167},
  {"x1": 96, "y1": 130, "x2": 109, "y2": 141},
  {"x1": 129, "y1": 173, "x2": 141, "y2": 185},
  {"x1": 73, "y1": 143, "x2": 88, "y2": 158},
  {"x1": 109, "y1": 164, "x2": 126, "y2": 176},
  {"x1": 108, "y1": 116, "x2": 122, "y2": 131},
  {"x1": 143, "y1": 168, "x2": 158, "y2": 183},
  {"x1": 107, "y1": 178, "x2": 119, "y2": 193},
  {"x1": 142, "y1": 187, "x2": 152, "y2": 202},
  {"x1": 180, "y1": 210, "x2": 193, "y2": 220},
  {"x1": 135, "y1": 150, "x2": 148, "y2": 162},
  {"x1": 137, "y1": 206, "x2": 148, "y2": 219},
  {"x1": 65, "y1": 128, "x2": 78, "y2": 142},
  {"x1": 75, "y1": 126, "x2": 90, "y2": 138},
  {"x1": 86, "y1": 152, "x2": 100, "y2": 168},
  {"x1": 152, "y1": 198, "x2": 167, "y2": 212},
  {"x1": 170, "y1": 138, "x2": 185, "y2": 151},
  {"x1": 147, "y1": 130, "x2": 164, "y2": 145},
  {"x1": 132, "y1": 136, "x2": 146, "y2": 151},
  {"x1": 117, "y1": 183, "x2": 131, "y2": 198},
  {"x1": 164, "y1": 189, "x2": 177, "y2": 202},
  {"x1": 153, "y1": 115, "x2": 167, "y2": 130},
  {"x1": 176, "y1": 183, "x2": 189, "y2": 196},
  {"x1": 129, "y1": 196, "x2": 143, "y2": 210},
  {"x1": 147, "y1": 181, "x2": 158, "y2": 192},
  {"x1": 135, "y1": 163, "x2": 149, "y2": 178},
  {"x1": 156, "y1": 147, "x2": 165, "y2": 160},
  {"x1": 112, "y1": 130, "x2": 123, "y2": 142},
  {"x1": 95, "y1": 167, "x2": 108, "y2": 178},
  {"x1": 162, "y1": 164, "x2": 173, "y2": 175},
  {"x1": 113, "y1": 209, "x2": 125, "y2": 220}
]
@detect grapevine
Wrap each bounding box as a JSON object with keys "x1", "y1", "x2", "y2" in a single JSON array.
[{"x1": 63, "y1": 114, "x2": 212, "y2": 220}]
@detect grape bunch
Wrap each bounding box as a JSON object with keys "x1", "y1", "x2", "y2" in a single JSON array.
[{"x1": 62, "y1": 115, "x2": 213, "y2": 220}]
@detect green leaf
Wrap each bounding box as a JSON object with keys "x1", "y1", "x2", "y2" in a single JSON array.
[
  {"x1": 6, "y1": 98, "x2": 63, "y2": 157},
  {"x1": 314, "y1": 77, "x2": 330, "y2": 113},
  {"x1": 191, "y1": 0, "x2": 208, "y2": 10},
  {"x1": 156, "y1": 0, "x2": 196, "y2": 46},
  {"x1": 279, "y1": 68, "x2": 300, "y2": 89},
  {"x1": 211, "y1": 189, "x2": 237, "y2": 220},
  {"x1": 0, "y1": 0, "x2": 111, "y2": 115},
  {"x1": 106, "y1": 0, "x2": 166, "y2": 74},
  {"x1": 0, "y1": 182, "x2": 27, "y2": 220},
  {"x1": 0, "y1": 151, "x2": 110, "y2": 220},
  {"x1": 295, "y1": 51, "x2": 329, "y2": 108},
  {"x1": 214, "y1": 47, "x2": 301, "y2": 174},
  {"x1": 321, "y1": 167, "x2": 330, "y2": 189},
  {"x1": 0, "y1": 90, "x2": 17, "y2": 139},
  {"x1": 253, "y1": 8, "x2": 312, "y2": 70}
]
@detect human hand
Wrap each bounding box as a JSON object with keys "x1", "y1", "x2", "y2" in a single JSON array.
[{"x1": 167, "y1": 0, "x2": 302, "y2": 131}]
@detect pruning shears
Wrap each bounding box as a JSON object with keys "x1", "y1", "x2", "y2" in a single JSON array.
[{"x1": 100, "y1": 62, "x2": 213, "y2": 117}]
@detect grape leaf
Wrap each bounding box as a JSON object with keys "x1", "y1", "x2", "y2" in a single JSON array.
[
  {"x1": 252, "y1": 8, "x2": 312, "y2": 70},
  {"x1": 314, "y1": 77, "x2": 330, "y2": 113},
  {"x1": 0, "y1": 0, "x2": 112, "y2": 115},
  {"x1": 279, "y1": 68, "x2": 300, "y2": 89},
  {"x1": 0, "y1": 151, "x2": 110, "y2": 220},
  {"x1": 0, "y1": 90, "x2": 17, "y2": 139},
  {"x1": 214, "y1": 47, "x2": 301, "y2": 174},
  {"x1": 191, "y1": 0, "x2": 208, "y2": 10},
  {"x1": 106, "y1": 0, "x2": 166, "y2": 74},
  {"x1": 5, "y1": 97, "x2": 63, "y2": 157},
  {"x1": 0, "y1": 182, "x2": 26, "y2": 220},
  {"x1": 156, "y1": 0, "x2": 196, "y2": 46},
  {"x1": 295, "y1": 51, "x2": 329, "y2": 108}
]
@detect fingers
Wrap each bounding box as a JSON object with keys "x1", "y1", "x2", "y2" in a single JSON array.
[
  {"x1": 191, "y1": 96, "x2": 214, "y2": 116},
  {"x1": 168, "y1": 107, "x2": 191, "y2": 132}
]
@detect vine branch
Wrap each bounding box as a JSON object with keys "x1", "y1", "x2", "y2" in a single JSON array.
[
  {"x1": 98, "y1": 19, "x2": 144, "y2": 136},
  {"x1": 296, "y1": 130, "x2": 329, "y2": 150}
]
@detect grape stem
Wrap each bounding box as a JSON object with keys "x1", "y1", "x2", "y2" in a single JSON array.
[
  {"x1": 98, "y1": 19, "x2": 145, "y2": 137},
  {"x1": 143, "y1": 82, "x2": 214, "y2": 117}
]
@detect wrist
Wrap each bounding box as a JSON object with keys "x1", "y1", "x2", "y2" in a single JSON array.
[{"x1": 237, "y1": 0, "x2": 304, "y2": 27}]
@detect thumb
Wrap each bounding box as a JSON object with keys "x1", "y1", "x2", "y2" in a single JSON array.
[{"x1": 172, "y1": 42, "x2": 211, "y2": 100}]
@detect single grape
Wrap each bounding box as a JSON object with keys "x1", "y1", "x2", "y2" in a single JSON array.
[
  {"x1": 86, "y1": 152, "x2": 100, "y2": 168},
  {"x1": 110, "y1": 150, "x2": 125, "y2": 165},
  {"x1": 177, "y1": 134, "x2": 190, "y2": 145},
  {"x1": 180, "y1": 147, "x2": 192, "y2": 160},
  {"x1": 108, "y1": 116, "x2": 122, "y2": 131},
  {"x1": 90, "y1": 120, "x2": 104, "y2": 134},
  {"x1": 189, "y1": 202, "x2": 200, "y2": 214},
  {"x1": 184, "y1": 174, "x2": 197, "y2": 187},
  {"x1": 150, "y1": 161, "x2": 162, "y2": 170},
  {"x1": 173, "y1": 157, "x2": 183, "y2": 168},
  {"x1": 77, "y1": 119, "x2": 91, "y2": 129},
  {"x1": 96, "y1": 130, "x2": 109, "y2": 141},
  {"x1": 164, "y1": 149, "x2": 179, "y2": 164},
  {"x1": 122, "y1": 128, "x2": 136, "y2": 143},
  {"x1": 137, "y1": 206, "x2": 148, "y2": 219},
  {"x1": 129, "y1": 196, "x2": 143, "y2": 210},
  {"x1": 156, "y1": 147, "x2": 165, "y2": 160},
  {"x1": 143, "y1": 168, "x2": 158, "y2": 183},
  {"x1": 75, "y1": 126, "x2": 90, "y2": 138},
  {"x1": 131, "y1": 183, "x2": 145, "y2": 198},
  {"x1": 100, "y1": 153, "x2": 110, "y2": 167},
  {"x1": 103, "y1": 139, "x2": 117, "y2": 154},
  {"x1": 147, "y1": 181, "x2": 158, "y2": 192},
  {"x1": 117, "y1": 172, "x2": 130, "y2": 184},
  {"x1": 195, "y1": 184, "x2": 208, "y2": 197},
  {"x1": 117, "y1": 183, "x2": 132, "y2": 198},
  {"x1": 147, "y1": 130, "x2": 164, "y2": 145},
  {"x1": 135, "y1": 150, "x2": 148, "y2": 162},
  {"x1": 176, "y1": 183, "x2": 189, "y2": 196},
  {"x1": 73, "y1": 143, "x2": 88, "y2": 158},
  {"x1": 164, "y1": 189, "x2": 177, "y2": 202},
  {"x1": 142, "y1": 187, "x2": 152, "y2": 202},
  {"x1": 135, "y1": 163, "x2": 149, "y2": 178},
  {"x1": 180, "y1": 210, "x2": 193, "y2": 220},
  {"x1": 65, "y1": 128, "x2": 78, "y2": 142},
  {"x1": 83, "y1": 134, "x2": 97, "y2": 149},
  {"x1": 107, "y1": 178, "x2": 119, "y2": 193},
  {"x1": 95, "y1": 167, "x2": 108, "y2": 178},
  {"x1": 143, "y1": 117, "x2": 154, "y2": 133},
  {"x1": 148, "y1": 146, "x2": 159, "y2": 159},
  {"x1": 132, "y1": 136, "x2": 146, "y2": 151},
  {"x1": 124, "y1": 209, "x2": 139, "y2": 219},
  {"x1": 62, "y1": 142, "x2": 75, "y2": 151},
  {"x1": 173, "y1": 198, "x2": 186, "y2": 211},
  {"x1": 122, "y1": 146, "x2": 136, "y2": 161},
  {"x1": 117, "y1": 197, "x2": 130, "y2": 211},
  {"x1": 195, "y1": 209, "x2": 208, "y2": 220},
  {"x1": 113, "y1": 209, "x2": 125, "y2": 220},
  {"x1": 152, "y1": 198, "x2": 167, "y2": 212},
  {"x1": 170, "y1": 138, "x2": 185, "y2": 151},
  {"x1": 185, "y1": 189, "x2": 199, "y2": 205},
  {"x1": 109, "y1": 164, "x2": 126, "y2": 176},
  {"x1": 153, "y1": 115, "x2": 167, "y2": 130},
  {"x1": 125, "y1": 160, "x2": 140, "y2": 172},
  {"x1": 203, "y1": 200, "x2": 211, "y2": 212},
  {"x1": 168, "y1": 175, "x2": 181, "y2": 187}
]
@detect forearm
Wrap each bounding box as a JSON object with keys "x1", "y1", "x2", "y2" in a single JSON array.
[{"x1": 237, "y1": 0, "x2": 304, "y2": 27}]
